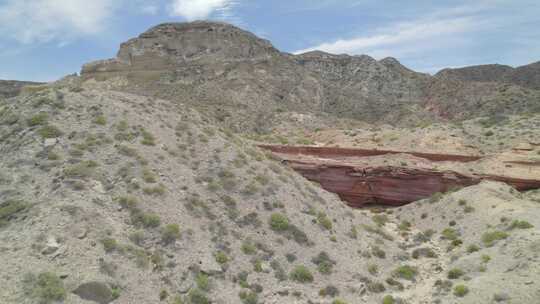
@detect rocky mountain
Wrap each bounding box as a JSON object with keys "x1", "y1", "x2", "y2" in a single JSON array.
[
  {"x1": 436, "y1": 61, "x2": 540, "y2": 90},
  {"x1": 0, "y1": 80, "x2": 44, "y2": 99},
  {"x1": 81, "y1": 21, "x2": 540, "y2": 132}
]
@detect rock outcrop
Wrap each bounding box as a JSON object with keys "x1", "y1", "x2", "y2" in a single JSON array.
[
  {"x1": 0, "y1": 80, "x2": 43, "y2": 99},
  {"x1": 80, "y1": 21, "x2": 540, "y2": 131},
  {"x1": 262, "y1": 145, "x2": 540, "y2": 207}
]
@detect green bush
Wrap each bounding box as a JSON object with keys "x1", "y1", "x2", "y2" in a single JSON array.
[
  {"x1": 131, "y1": 211, "x2": 161, "y2": 228},
  {"x1": 27, "y1": 113, "x2": 48, "y2": 126},
  {"x1": 188, "y1": 288, "x2": 210, "y2": 304},
  {"x1": 23, "y1": 272, "x2": 66, "y2": 304},
  {"x1": 161, "y1": 224, "x2": 180, "y2": 244},
  {"x1": 382, "y1": 295, "x2": 395, "y2": 304},
  {"x1": 372, "y1": 214, "x2": 389, "y2": 226},
  {"x1": 101, "y1": 238, "x2": 118, "y2": 253},
  {"x1": 332, "y1": 300, "x2": 347, "y2": 304},
  {"x1": 467, "y1": 244, "x2": 480, "y2": 253},
  {"x1": 196, "y1": 273, "x2": 210, "y2": 291},
  {"x1": 38, "y1": 125, "x2": 63, "y2": 138},
  {"x1": 0, "y1": 200, "x2": 28, "y2": 226},
  {"x1": 241, "y1": 240, "x2": 257, "y2": 255},
  {"x1": 393, "y1": 265, "x2": 417, "y2": 281},
  {"x1": 509, "y1": 220, "x2": 534, "y2": 230},
  {"x1": 93, "y1": 115, "x2": 107, "y2": 125},
  {"x1": 453, "y1": 284, "x2": 469, "y2": 297},
  {"x1": 441, "y1": 228, "x2": 459, "y2": 241},
  {"x1": 290, "y1": 265, "x2": 314, "y2": 283},
  {"x1": 482, "y1": 231, "x2": 508, "y2": 246},
  {"x1": 215, "y1": 251, "x2": 229, "y2": 264},
  {"x1": 447, "y1": 268, "x2": 464, "y2": 279},
  {"x1": 63, "y1": 160, "x2": 98, "y2": 178},
  {"x1": 317, "y1": 212, "x2": 333, "y2": 230},
  {"x1": 312, "y1": 251, "x2": 335, "y2": 275},
  {"x1": 269, "y1": 213, "x2": 289, "y2": 231},
  {"x1": 141, "y1": 130, "x2": 156, "y2": 146},
  {"x1": 239, "y1": 291, "x2": 258, "y2": 304}
]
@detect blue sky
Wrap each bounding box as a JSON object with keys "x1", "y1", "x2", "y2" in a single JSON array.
[{"x1": 0, "y1": 0, "x2": 539, "y2": 82}]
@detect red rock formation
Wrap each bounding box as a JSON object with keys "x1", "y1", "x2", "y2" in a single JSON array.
[{"x1": 260, "y1": 145, "x2": 540, "y2": 207}]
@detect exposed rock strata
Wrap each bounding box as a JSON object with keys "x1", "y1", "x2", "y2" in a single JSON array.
[{"x1": 261, "y1": 145, "x2": 540, "y2": 207}]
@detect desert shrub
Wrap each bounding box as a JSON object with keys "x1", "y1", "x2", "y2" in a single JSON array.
[
  {"x1": 241, "y1": 240, "x2": 257, "y2": 255},
  {"x1": 382, "y1": 295, "x2": 395, "y2": 304},
  {"x1": 332, "y1": 300, "x2": 347, "y2": 304},
  {"x1": 93, "y1": 115, "x2": 107, "y2": 125},
  {"x1": 162, "y1": 224, "x2": 180, "y2": 244},
  {"x1": 131, "y1": 211, "x2": 161, "y2": 228},
  {"x1": 143, "y1": 184, "x2": 166, "y2": 196},
  {"x1": 269, "y1": 213, "x2": 289, "y2": 231},
  {"x1": 239, "y1": 291, "x2": 258, "y2": 304},
  {"x1": 447, "y1": 268, "x2": 464, "y2": 279},
  {"x1": 23, "y1": 272, "x2": 66, "y2": 304},
  {"x1": 509, "y1": 220, "x2": 534, "y2": 230},
  {"x1": 38, "y1": 125, "x2": 63, "y2": 138},
  {"x1": 188, "y1": 288, "x2": 210, "y2": 304},
  {"x1": 196, "y1": 273, "x2": 210, "y2": 291},
  {"x1": 290, "y1": 265, "x2": 313, "y2": 283},
  {"x1": 317, "y1": 212, "x2": 333, "y2": 230},
  {"x1": 372, "y1": 214, "x2": 389, "y2": 226},
  {"x1": 453, "y1": 284, "x2": 469, "y2": 297},
  {"x1": 482, "y1": 231, "x2": 508, "y2": 246},
  {"x1": 371, "y1": 246, "x2": 386, "y2": 259},
  {"x1": 368, "y1": 264, "x2": 379, "y2": 275},
  {"x1": 311, "y1": 251, "x2": 335, "y2": 275},
  {"x1": 398, "y1": 220, "x2": 411, "y2": 231},
  {"x1": 362, "y1": 224, "x2": 394, "y2": 241},
  {"x1": 215, "y1": 251, "x2": 229, "y2": 264},
  {"x1": 101, "y1": 238, "x2": 118, "y2": 253},
  {"x1": 467, "y1": 244, "x2": 480, "y2": 253},
  {"x1": 463, "y1": 206, "x2": 475, "y2": 213},
  {"x1": 0, "y1": 199, "x2": 28, "y2": 226},
  {"x1": 141, "y1": 130, "x2": 156, "y2": 146},
  {"x1": 319, "y1": 285, "x2": 339, "y2": 297},
  {"x1": 142, "y1": 169, "x2": 157, "y2": 183},
  {"x1": 412, "y1": 247, "x2": 437, "y2": 259},
  {"x1": 63, "y1": 160, "x2": 98, "y2": 178},
  {"x1": 429, "y1": 192, "x2": 443, "y2": 203},
  {"x1": 27, "y1": 112, "x2": 48, "y2": 126},
  {"x1": 393, "y1": 265, "x2": 417, "y2": 281},
  {"x1": 441, "y1": 228, "x2": 459, "y2": 241},
  {"x1": 367, "y1": 282, "x2": 386, "y2": 293},
  {"x1": 117, "y1": 196, "x2": 138, "y2": 209}
]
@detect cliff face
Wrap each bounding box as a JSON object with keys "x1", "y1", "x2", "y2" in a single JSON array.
[{"x1": 81, "y1": 21, "x2": 540, "y2": 130}]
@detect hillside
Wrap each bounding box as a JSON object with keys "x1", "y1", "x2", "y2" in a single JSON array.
[
  {"x1": 1, "y1": 21, "x2": 540, "y2": 304},
  {"x1": 0, "y1": 80, "x2": 44, "y2": 99}
]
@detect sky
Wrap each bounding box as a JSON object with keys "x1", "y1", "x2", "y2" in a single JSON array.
[{"x1": 0, "y1": 0, "x2": 539, "y2": 82}]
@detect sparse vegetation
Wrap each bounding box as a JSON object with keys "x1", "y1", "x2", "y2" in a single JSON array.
[
  {"x1": 23, "y1": 272, "x2": 66, "y2": 304},
  {"x1": 269, "y1": 213, "x2": 289, "y2": 231},
  {"x1": 290, "y1": 265, "x2": 314, "y2": 283},
  {"x1": 393, "y1": 265, "x2": 417, "y2": 281},
  {"x1": 161, "y1": 224, "x2": 180, "y2": 244},
  {"x1": 38, "y1": 125, "x2": 63, "y2": 138},
  {"x1": 454, "y1": 284, "x2": 469, "y2": 297},
  {"x1": 482, "y1": 230, "x2": 509, "y2": 246}
]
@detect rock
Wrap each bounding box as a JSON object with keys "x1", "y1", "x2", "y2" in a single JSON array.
[
  {"x1": 261, "y1": 145, "x2": 540, "y2": 207},
  {"x1": 513, "y1": 142, "x2": 533, "y2": 151},
  {"x1": 77, "y1": 229, "x2": 88, "y2": 239},
  {"x1": 73, "y1": 281, "x2": 114, "y2": 304},
  {"x1": 198, "y1": 254, "x2": 222, "y2": 275},
  {"x1": 43, "y1": 138, "x2": 57, "y2": 147},
  {"x1": 41, "y1": 236, "x2": 60, "y2": 255}
]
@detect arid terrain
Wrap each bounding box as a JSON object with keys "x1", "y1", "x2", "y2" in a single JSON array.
[{"x1": 1, "y1": 21, "x2": 539, "y2": 304}]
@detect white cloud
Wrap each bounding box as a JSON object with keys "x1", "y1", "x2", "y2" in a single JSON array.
[
  {"x1": 294, "y1": 16, "x2": 478, "y2": 56},
  {"x1": 0, "y1": 0, "x2": 117, "y2": 44},
  {"x1": 170, "y1": 0, "x2": 235, "y2": 20},
  {"x1": 141, "y1": 4, "x2": 159, "y2": 15}
]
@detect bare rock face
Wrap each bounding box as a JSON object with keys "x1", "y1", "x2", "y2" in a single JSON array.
[
  {"x1": 261, "y1": 145, "x2": 540, "y2": 207},
  {"x1": 82, "y1": 21, "x2": 279, "y2": 76}
]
